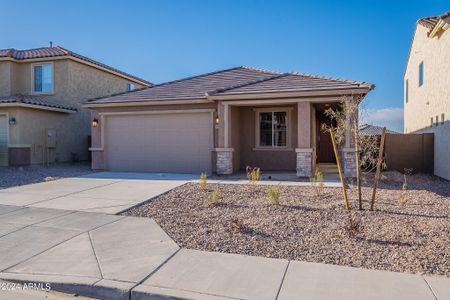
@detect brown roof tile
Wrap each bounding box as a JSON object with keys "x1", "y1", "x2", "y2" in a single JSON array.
[
  {"x1": 417, "y1": 10, "x2": 450, "y2": 32},
  {"x1": 87, "y1": 66, "x2": 373, "y2": 104},
  {"x1": 0, "y1": 95, "x2": 77, "y2": 112},
  {"x1": 0, "y1": 46, "x2": 151, "y2": 86}
]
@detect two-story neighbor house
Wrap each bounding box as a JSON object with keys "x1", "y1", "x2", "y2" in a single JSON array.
[
  {"x1": 404, "y1": 11, "x2": 450, "y2": 179},
  {"x1": 0, "y1": 45, "x2": 151, "y2": 166}
]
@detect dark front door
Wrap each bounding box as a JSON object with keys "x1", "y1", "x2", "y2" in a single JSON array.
[{"x1": 316, "y1": 112, "x2": 336, "y2": 163}]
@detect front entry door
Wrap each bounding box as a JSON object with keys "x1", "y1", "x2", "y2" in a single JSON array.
[{"x1": 316, "y1": 113, "x2": 336, "y2": 163}]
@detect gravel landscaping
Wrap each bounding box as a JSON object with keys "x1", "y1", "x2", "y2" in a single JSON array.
[
  {"x1": 0, "y1": 162, "x2": 94, "y2": 189},
  {"x1": 123, "y1": 172, "x2": 450, "y2": 277}
]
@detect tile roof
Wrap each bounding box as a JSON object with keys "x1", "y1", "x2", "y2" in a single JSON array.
[
  {"x1": 0, "y1": 95, "x2": 77, "y2": 112},
  {"x1": 87, "y1": 66, "x2": 373, "y2": 104},
  {"x1": 0, "y1": 46, "x2": 151, "y2": 86},
  {"x1": 417, "y1": 10, "x2": 450, "y2": 31},
  {"x1": 359, "y1": 124, "x2": 398, "y2": 136}
]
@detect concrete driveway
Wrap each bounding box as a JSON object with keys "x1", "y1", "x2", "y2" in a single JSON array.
[{"x1": 0, "y1": 172, "x2": 193, "y2": 214}]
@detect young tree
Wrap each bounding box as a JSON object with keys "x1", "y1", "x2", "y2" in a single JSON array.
[{"x1": 323, "y1": 96, "x2": 386, "y2": 210}]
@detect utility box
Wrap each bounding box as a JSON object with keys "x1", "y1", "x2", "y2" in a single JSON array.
[{"x1": 46, "y1": 128, "x2": 57, "y2": 148}]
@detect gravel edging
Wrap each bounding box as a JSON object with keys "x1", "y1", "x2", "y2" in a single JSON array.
[{"x1": 123, "y1": 173, "x2": 450, "y2": 277}]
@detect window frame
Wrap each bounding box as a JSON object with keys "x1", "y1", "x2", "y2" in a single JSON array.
[
  {"x1": 126, "y1": 83, "x2": 135, "y2": 92},
  {"x1": 419, "y1": 61, "x2": 424, "y2": 87},
  {"x1": 253, "y1": 107, "x2": 292, "y2": 151},
  {"x1": 31, "y1": 62, "x2": 54, "y2": 94}
]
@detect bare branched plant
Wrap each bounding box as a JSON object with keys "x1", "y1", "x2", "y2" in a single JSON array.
[
  {"x1": 266, "y1": 186, "x2": 280, "y2": 205},
  {"x1": 345, "y1": 212, "x2": 363, "y2": 238},
  {"x1": 397, "y1": 168, "x2": 413, "y2": 205},
  {"x1": 310, "y1": 168, "x2": 324, "y2": 197},
  {"x1": 322, "y1": 96, "x2": 386, "y2": 210},
  {"x1": 230, "y1": 218, "x2": 247, "y2": 234},
  {"x1": 200, "y1": 171, "x2": 207, "y2": 191}
]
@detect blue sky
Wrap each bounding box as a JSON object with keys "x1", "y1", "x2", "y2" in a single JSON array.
[{"x1": 1, "y1": 1, "x2": 448, "y2": 131}]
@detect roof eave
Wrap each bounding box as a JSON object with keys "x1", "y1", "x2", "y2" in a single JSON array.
[
  {"x1": 207, "y1": 87, "x2": 373, "y2": 101},
  {"x1": 82, "y1": 98, "x2": 214, "y2": 108},
  {"x1": 0, "y1": 103, "x2": 77, "y2": 113}
]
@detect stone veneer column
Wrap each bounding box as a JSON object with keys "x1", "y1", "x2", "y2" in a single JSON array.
[
  {"x1": 215, "y1": 148, "x2": 233, "y2": 175},
  {"x1": 295, "y1": 148, "x2": 313, "y2": 177},
  {"x1": 342, "y1": 148, "x2": 357, "y2": 177}
]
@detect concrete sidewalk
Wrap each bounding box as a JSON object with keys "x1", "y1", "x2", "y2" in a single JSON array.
[{"x1": 0, "y1": 204, "x2": 448, "y2": 300}]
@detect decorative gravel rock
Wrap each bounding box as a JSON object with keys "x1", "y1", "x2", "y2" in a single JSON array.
[
  {"x1": 123, "y1": 172, "x2": 450, "y2": 277},
  {"x1": 0, "y1": 162, "x2": 93, "y2": 189}
]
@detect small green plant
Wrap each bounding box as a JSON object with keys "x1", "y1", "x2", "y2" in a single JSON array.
[
  {"x1": 200, "y1": 171, "x2": 207, "y2": 191},
  {"x1": 310, "y1": 168, "x2": 324, "y2": 196},
  {"x1": 266, "y1": 186, "x2": 280, "y2": 205},
  {"x1": 246, "y1": 166, "x2": 261, "y2": 184},
  {"x1": 205, "y1": 188, "x2": 220, "y2": 205}
]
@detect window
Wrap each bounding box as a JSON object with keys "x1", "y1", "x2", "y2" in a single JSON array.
[
  {"x1": 436, "y1": 115, "x2": 439, "y2": 126},
  {"x1": 33, "y1": 63, "x2": 53, "y2": 93},
  {"x1": 405, "y1": 79, "x2": 409, "y2": 103},
  {"x1": 431, "y1": 117, "x2": 433, "y2": 127},
  {"x1": 126, "y1": 83, "x2": 135, "y2": 92},
  {"x1": 419, "y1": 62, "x2": 424, "y2": 87},
  {"x1": 256, "y1": 109, "x2": 289, "y2": 148},
  {"x1": 442, "y1": 114, "x2": 445, "y2": 125}
]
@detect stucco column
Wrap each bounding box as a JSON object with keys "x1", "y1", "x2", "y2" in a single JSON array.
[
  {"x1": 296, "y1": 102, "x2": 313, "y2": 177},
  {"x1": 215, "y1": 102, "x2": 233, "y2": 174}
]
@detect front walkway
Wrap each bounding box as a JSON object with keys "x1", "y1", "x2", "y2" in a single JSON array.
[{"x1": 0, "y1": 174, "x2": 448, "y2": 299}]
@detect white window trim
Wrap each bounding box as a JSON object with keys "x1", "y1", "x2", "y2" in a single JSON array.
[
  {"x1": 31, "y1": 62, "x2": 54, "y2": 95},
  {"x1": 253, "y1": 107, "x2": 292, "y2": 150}
]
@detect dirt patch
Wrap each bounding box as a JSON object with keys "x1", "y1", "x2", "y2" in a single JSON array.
[{"x1": 123, "y1": 173, "x2": 450, "y2": 277}]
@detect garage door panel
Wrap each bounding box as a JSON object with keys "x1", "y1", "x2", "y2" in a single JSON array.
[{"x1": 104, "y1": 113, "x2": 212, "y2": 173}]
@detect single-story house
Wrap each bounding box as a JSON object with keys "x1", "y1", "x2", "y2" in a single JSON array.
[{"x1": 84, "y1": 66, "x2": 374, "y2": 177}]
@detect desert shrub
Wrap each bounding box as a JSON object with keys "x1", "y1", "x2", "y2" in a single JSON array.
[
  {"x1": 398, "y1": 168, "x2": 413, "y2": 205},
  {"x1": 230, "y1": 218, "x2": 247, "y2": 234},
  {"x1": 246, "y1": 166, "x2": 261, "y2": 184},
  {"x1": 345, "y1": 212, "x2": 362, "y2": 238},
  {"x1": 266, "y1": 186, "x2": 280, "y2": 205},
  {"x1": 200, "y1": 171, "x2": 207, "y2": 191},
  {"x1": 310, "y1": 169, "x2": 324, "y2": 196},
  {"x1": 205, "y1": 188, "x2": 220, "y2": 206}
]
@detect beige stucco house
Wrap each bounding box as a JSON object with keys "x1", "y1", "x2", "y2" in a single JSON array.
[
  {"x1": 404, "y1": 11, "x2": 450, "y2": 179},
  {"x1": 0, "y1": 46, "x2": 151, "y2": 166},
  {"x1": 85, "y1": 66, "x2": 373, "y2": 177}
]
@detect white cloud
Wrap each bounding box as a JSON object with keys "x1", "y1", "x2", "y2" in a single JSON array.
[{"x1": 359, "y1": 107, "x2": 404, "y2": 133}]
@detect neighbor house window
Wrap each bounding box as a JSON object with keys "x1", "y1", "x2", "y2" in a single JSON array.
[
  {"x1": 405, "y1": 79, "x2": 409, "y2": 103},
  {"x1": 256, "y1": 109, "x2": 289, "y2": 148},
  {"x1": 442, "y1": 114, "x2": 445, "y2": 125},
  {"x1": 431, "y1": 117, "x2": 433, "y2": 127},
  {"x1": 436, "y1": 115, "x2": 439, "y2": 126},
  {"x1": 419, "y1": 62, "x2": 424, "y2": 87},
  {"x1": 126, "y1": 83, "x2": 135, "y2": 92},
  {"x1": 33, "y1": 63, "x2": 53, "y2": 93}
]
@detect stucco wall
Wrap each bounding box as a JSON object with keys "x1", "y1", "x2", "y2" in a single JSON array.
[
  {"x1": 0, "y1": 58, "x2": 147, "y2": 164},
  {"x1": 239, "y1": 105, "x2": 297, "y2": 171},
  {"x1": 405, "y1": 23, "x2": 450, "y2": 179},
  {"x1": 0, "y1": 62, "x2": 12, "y2": 97}
]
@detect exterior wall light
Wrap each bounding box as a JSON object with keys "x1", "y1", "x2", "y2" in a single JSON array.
[
  {"x1": 9, "y1": 117, "x2": 16, "y2": 125},
  {"x1": 215, "y1": 116, "x2": 220, "y2": 124},
  {"x1": 92, "y1": 118, "x2": 99, "y2": 127}
]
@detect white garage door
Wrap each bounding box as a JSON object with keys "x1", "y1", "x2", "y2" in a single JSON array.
[
  {"x1": 0, "y1": 115, "x2": 8, "y2": 167},
  {"x1": 104, "y1": 112, "x2": 213, "y2": 173}
]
